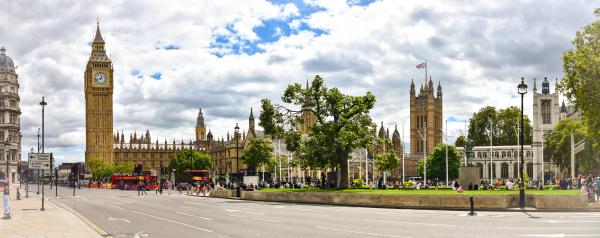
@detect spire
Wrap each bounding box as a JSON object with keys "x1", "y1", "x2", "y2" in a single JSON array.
[
  {"x1": 249, "y1": 107, "x2": 254, "y2": 119},
  {"x1": 410, "y1": 78, "x2": 415, "y2": 95},
  {"x1": 197, "y1": 108, "x2": 205, "y2": 127},
  {"x1": 437, "y1": 80, "x2": 442, "y2": 97},
  {"x1": 555, "y1": 78, "x2": 559, "y2": 92},
  {"x1": 561, "y1": 100, "x2": 567, "y2": 113},
  {"x1": 93, "y1": 18, "x2": 105, "y2": 43},
  {"x1": 378, "y1": 121, "x2": 385, "y2": 139},
  {"x1": 533, "y1": 78, "x2": 537, "y2": 92}
]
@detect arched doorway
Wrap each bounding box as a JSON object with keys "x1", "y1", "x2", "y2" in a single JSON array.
[
  {"x1": 476, "y1": 163, "x2": 484, "y2": 179},
  {"x1": 501, "y1": 163, "x2": 509, "y2": 178}
]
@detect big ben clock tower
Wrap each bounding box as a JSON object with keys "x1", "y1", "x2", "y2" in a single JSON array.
[{"x1": 85, "y1": 20, "x2": 114, "y2": 165}]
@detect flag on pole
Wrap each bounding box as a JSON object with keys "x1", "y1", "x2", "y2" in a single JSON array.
[{"x1": 416, "y1": 62, "x2": 427, "y2": 69}]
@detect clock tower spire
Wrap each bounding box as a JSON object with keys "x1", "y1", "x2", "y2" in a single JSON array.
[{"x1": 85, "y1": 20, "x2": 114, "y2": 165}]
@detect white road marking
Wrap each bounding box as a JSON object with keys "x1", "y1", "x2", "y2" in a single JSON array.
[
  {"x1": 229, "y1": 214, "x2": 281, "y2": 223},
  {"x1": 176, "y1": 211, "x2": 212, "y2": 220},
  {"x1": 121, "y1": 218, "x2": 131, "y2": 224},
  {"x1": 315, "y1": 226, "x2": 410, "y2": 238},
  {"x1": 364, "y1": 218, "x2": 456, "y2": 227},
  {"x1": 179, "y1": 206, "x2": 209, "y2": 211},
  {"x1": 225, "y1": 209, "x2": 264, "y2": 215},
  {"x1": 110, "y1": 204, "x2": 125, "y2": 210},
  {"x1": 184, "y1": 201, "x2": 208, "y2": 206},
  {"x1": 499, "y1": 227, "x2": 600, "y2": 231},
  {"x1": 538, "y1": 220, "x2": 600, "y2": 223},
  {"x1": 132, "y1": 210, "x2": 213, "y2": 233},
  {"x1": 276, "y1": 210, "x2": 329, "y2": 217},
  {"x1": 522, "y1": 234, "x2": 600, "y2": 237},
  {"x1": 93, "y1": 200, "x2": 104, "y2": 205}
]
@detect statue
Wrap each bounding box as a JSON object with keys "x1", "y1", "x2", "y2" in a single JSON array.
[{"x1": 465, "y1": 138, "x2": 475, "y2": 166}]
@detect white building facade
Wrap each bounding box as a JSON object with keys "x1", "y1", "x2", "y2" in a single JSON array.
[
  {"x1": 458, "y1": 146, "x2": 534, "y2": 181},
  {"x1": 532, "y1": 77, "x2": 562, "y2": 180},
  {"x1": 0, "y1": 47, "x2": 22, "y2": 185}
]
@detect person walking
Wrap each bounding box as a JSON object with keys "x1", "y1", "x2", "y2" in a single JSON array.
[{"x1": 140, "y1": 180, "x2": 147, "y2": 196}]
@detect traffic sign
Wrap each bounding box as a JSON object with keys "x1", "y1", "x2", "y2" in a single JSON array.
[{"x1": 28, "y1": 153, "x2": 51, "y2": 170}]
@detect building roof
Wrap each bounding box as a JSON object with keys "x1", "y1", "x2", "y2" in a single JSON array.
[{"x1": 0, "y1": 47, "x2": 15, "y2": 72}]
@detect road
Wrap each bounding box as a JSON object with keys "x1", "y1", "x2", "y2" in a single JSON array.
[{"x1": 44, "y1": 186, "x2": 600, "y2": 238}]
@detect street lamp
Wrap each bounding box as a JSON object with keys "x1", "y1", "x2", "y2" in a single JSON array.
[
  {"x1": 39, "y1": 96, "x2": 47, "y2": 212},
  {"x1": 234, "y1": 123, "x2": 239, "y2": 183},
  {"x1": 517, "y1": 77, "x2": 528, "y2": 209},
  {"x1": 3, "y1": 138, "x2": 11, "y2": 219}
]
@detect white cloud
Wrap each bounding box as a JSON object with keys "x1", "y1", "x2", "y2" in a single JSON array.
[{"x1": 0, "y1": 0, "x2": 596, "y2": 164}]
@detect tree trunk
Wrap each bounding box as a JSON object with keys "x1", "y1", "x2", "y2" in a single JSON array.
[{"x1": 339, "y1": 153, "x2": 349, "y2": 188}]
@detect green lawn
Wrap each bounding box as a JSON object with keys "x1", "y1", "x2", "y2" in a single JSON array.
[{"x1": 259, "y1": 188, "x2": 582, "y2": 195}]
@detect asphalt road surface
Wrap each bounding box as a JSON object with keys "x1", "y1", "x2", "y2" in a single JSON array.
[{"x1": 44, "y1": 186, "x2": 600, "y2": 238}]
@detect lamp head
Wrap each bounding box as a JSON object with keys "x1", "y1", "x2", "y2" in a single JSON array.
[{"x1": 518, "y1": 77, "x2": 528, "y2": 95}]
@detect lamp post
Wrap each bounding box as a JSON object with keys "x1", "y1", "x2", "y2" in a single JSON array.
[
  {"x1": 40, "y1": 96, "x2": 47, "y2": 212},
  {"x1": 36, "y1": 128, "x2": 40, "y2": 195},
  {"x1": 3, "y1": 138, "x2": 11, "y2": 219},
  {"x1": 518, "y1": 77, "x2": 528, "y2": 209},
  {"x1": 234, "y1": 123, "x2": 239, "y2": 183}
]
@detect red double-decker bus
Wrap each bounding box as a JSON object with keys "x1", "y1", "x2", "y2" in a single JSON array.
[
  {"x1": 184, "y1": 169, "x2": 210, "y2": 185},
  {"x1": 111, "y1": 170, "x2": 159, "y2": 190}
]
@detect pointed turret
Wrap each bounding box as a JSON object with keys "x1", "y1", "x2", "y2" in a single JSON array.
[
  {"x1": 410, "y1": 78, "x2": 415, "y2": 95},
  {"x1": 249, "y1": 107, "x2": 255, "y2": 134},
  {"x1": 145, "y1": 130, "x2": 151, "y2": 144},
  {"x1": 533, "y1": 78, "x2": 537, "y2": 92},
  {"x1": 392, "y1": 124, "x2": 402, "y2": 151},
  {"x1": 378, "y1": 121, "x2": 385, "y2": 139},
  {"x1": 93, "y1": 18, "x2": 105, "y2": 43},
  {"x1": 437, "y1": 81, "x2": 442, "y2": 98},
  {"x1": 561, "y1": 100, "x2": 567, "y2": 113}
]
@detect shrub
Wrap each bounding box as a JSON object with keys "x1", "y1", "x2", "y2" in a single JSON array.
[
  {"x1": 352, "y1": 178, "x2": 364, "y2": 189},
  {"x1": 403, "y1": 180, "x2": 415, "y2": 189}
]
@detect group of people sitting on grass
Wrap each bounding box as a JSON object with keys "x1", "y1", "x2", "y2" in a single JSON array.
[{"x1": 551, "y1": 175, "x2": 599, "y2": 202}]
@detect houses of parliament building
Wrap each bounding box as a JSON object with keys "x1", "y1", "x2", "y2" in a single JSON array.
[{"x1": 84, "y1": 21, "x2": 444, "y2": 181}]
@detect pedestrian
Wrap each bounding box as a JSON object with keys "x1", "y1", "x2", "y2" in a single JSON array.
[{"x1": 140, "y1": 180, "x2": 147, "y2": 196}]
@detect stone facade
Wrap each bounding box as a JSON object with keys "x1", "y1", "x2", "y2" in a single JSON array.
[
  {"x1": 410, "y1": 77, "x2": 443, "y2": 160},
  {"x1": 457, "y1": 145, "x2": 534, "y2": 180},
  {"x1": 532, "y1": 77, "x2": 561, "y2": 180},
  {"x1": 0, "y1": 46, "x2": 22, "y2": 185},
  {"x1": 84, "y1": 22, "x2": 114, "y2": 165}
]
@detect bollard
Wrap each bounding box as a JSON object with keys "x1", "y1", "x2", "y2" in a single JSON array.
[
  {"x1": 16, "y1": 188, "x2": 20, "y2": 200},
  {"x1": 468, "y1": 195, "x2": 477, "y2": 216},
  {"x1": 236, "y1": 186, "x2": 241, "y2": 198}
]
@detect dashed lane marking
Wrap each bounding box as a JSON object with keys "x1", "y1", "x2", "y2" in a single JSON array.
[
  {"x1": 176, "y1": 211, "x2": 212, "y2": 220},
  {"x1": 184, "y1": 201, "x2": 208, "y2": 206},
  {"x1": 132, "y1": 210, "x2": 213, "y2": 233},
  {"x1": 364, "y1": 218, "x2": 456, "y2": 227},
  {"x1": 228, "y1": 214, "x2": 281, "y2": 223},
  {"x1": 315, "y1": 226, "x2": 410, "y2": 238},
  {"x1": 225, "y1": 209, "x2": 264, "y2": 215}
]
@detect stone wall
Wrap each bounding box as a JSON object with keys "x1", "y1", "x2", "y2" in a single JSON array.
[
  {"x1": 240, "y1": 191, "x2": 588, "y2": 210},
  {"x1": 210, "y1": 189, "x2": 235, "y2": 198}
]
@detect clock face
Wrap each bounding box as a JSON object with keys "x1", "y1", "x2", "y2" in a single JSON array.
[{"x1": 94, "y1": 72, "x2": 107, "y2": 85}]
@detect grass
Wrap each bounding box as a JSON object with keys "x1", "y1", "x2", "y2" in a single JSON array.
[{"x1": 259, "y1": 188, "x2": 582, "y2": 195}]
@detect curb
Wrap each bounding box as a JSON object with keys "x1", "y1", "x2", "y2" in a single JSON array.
[{"x1": 51, "y1": 200, "x2": 113, "y2": 238}]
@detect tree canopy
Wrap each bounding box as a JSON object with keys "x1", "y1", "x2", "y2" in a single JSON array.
[
  {"x1": 560, "y1": 8, "x2": 600, "y2": 152},
  {"x1": 259, "y1": 75, "x2": 377, "y2": 188},
  {"x1": 546, "y1": 118, "x2": 599, "y2": 174},
  {"x1": 418, "y1": 144, "x2": 461, "y2": 180},
  {"x1": 455, "y1": 135, "x2": 466, "y2": 147},
  {"x1": 468, "y1": 106, "x2": 532, "y2": 146},
  {"x1": 241, "y1": 137, "x2": 274, "y2": 172},
  {"x1": 375, "y1": 139, "x2": 399, "y2": 174},
  {"x1": 169, "y1": 149, "x2": 212, "y2": 182}
]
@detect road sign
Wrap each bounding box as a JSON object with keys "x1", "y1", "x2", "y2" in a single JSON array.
[{"x1": 28, "y1": 153, "x2": 51, "y2": 170}]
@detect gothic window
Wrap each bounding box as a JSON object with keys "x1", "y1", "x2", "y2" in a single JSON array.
[
  {"x1": 541, "y1": 100, "x2": 551, "y2": 124},
  {"x1": 527, "y1": 163, "x2": 533, "y2": 177},
  {"x1": 0, "y1": 131, "x2": 4, "y2": 142}
]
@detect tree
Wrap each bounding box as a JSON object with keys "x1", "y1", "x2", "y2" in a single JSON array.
[
  {"x1": 241, "y1": 137, "x2": 274, "y2": 175},
  {"x1": 545, "y1": 118, "x2": 600, "y2": 174},
  {"x1": 468, "y1": 106, "x2": 532, "y2": 146},
  {"x1": 260, "y1": 75, "x2": 377, "y2": 188},
  {"x1": 114, "y1": 162, "x2": 134, "y2": 174},
  {"x1": 455, "y1": 135, "x2": 466, "y2": 147},
  {"x1": 87, "y1": 157, "x2": 104, "y2": 179},
  {"x1": 417, "y1": 144, "x2": 461, "y2": 180},
  {"x1": 561, "y1": 8, "x2": 600, "y2": 152},
  {"x1": 169, "y1": 149, "x2": 212, "y2": 182},
  {"x1": 375, "y1": 138, "x2": 398, "y2": 184}
]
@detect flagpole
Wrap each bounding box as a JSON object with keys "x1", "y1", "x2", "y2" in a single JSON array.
[{"x1": 425, "y1": 60, "x2": 428, "y2": 83}]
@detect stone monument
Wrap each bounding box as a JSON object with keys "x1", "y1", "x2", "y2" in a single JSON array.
[{"x1": 458, "y1": 138, "x2": 479, "y2": 190}]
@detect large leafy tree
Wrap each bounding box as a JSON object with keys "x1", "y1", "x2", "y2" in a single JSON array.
[
  {"x1": 546, "y1": 118, "x2": 599, "y2": 174},
  {"x1": 241, "y1": 137, "x2": 274, "y2": 173},
  {"x1": 455, "y1": 135, "x2": 466, "y2": 147},
  {"x1": 259, "y1": 75, "x2": 377, "y2": 188},
  {"x1": 417, "y1": 144, "x2": 461, "y2": 180},
  {"x1": 468, "y1": 106, "x2": 532, "y2": 146},
  {"x1": 114, "y1": 162, "x2": 134, "y2": 174},
  {"x1": 169, "y1": 149, "x2": 212, "y2": 181},
  {"x1": 375, "y1": 139, "x2": 398, "y2": 182},
  {"x1": 560, "y1": 8, "x2": 600, "y2": 152}
]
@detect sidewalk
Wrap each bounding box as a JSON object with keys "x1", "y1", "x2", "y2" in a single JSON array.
[{"x1": 0, "y1": 185, "x2": 101, "y2": 238}]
